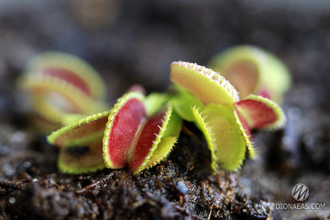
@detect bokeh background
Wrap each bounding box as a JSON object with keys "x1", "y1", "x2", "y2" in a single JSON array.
[
  {"x1": 1, "y1": 0, "x2": 330, "y2": 219},
  {"x1": 1, "y1": 0, "x2": 329, "y2": 99}
]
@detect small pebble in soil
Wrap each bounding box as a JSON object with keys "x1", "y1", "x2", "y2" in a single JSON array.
[{"x1": 176, "y1": 180, "x2": 188, "y2": 194}]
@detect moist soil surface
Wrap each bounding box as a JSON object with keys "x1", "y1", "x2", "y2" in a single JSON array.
[{"x1": 1, "y1": 1, "x2": 330, "y2": 219}]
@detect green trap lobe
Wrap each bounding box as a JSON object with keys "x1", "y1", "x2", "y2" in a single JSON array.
[
  {"x1": 144, "y1": 110, "x2": 181, "y2": 168},
  {"x1": 52, "y1": 116, "x2": 108, "y2": 147},
  {"x1": 191, "y1": 107, "x2": 217, "y2": 171},
  {"x1": 47, "y1": 111, "x2": 111, "y2": 174},
  {"x1": 235, "y1": 110, "x2": 256, "y2": 159},
  {"x1": 144, "y1": 93, "x2": 170, "y2": 117},
  {"x1": 170, "y1": 61, "x2": 239, "y2": 106},
  {"x1": 170, "y1": 86, "x2": 204, "y2": 122},
  {"x1": 203, "y1": 104, "x2": 246, "y2": 171}
]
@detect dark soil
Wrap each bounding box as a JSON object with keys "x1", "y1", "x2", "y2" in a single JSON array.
[
  {"x1": 1, "y1": 1, "x2": 330, "y2": 219},
  {"x1": 0, "y1": 123, "x2": 272, "y2": 220}
]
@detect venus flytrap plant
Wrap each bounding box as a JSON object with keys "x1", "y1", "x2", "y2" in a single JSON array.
[
  {"x1": 26, "y1": 52, "x2": 106, "y2": 99},
  {"x1": 191, "y1": 104, "x2": 250, "y2": 171},
  {"x1": 170, "y1": 61, "x2": 286, "y2": 171},
  {"x1": 144, "y1": 92, "x2": 170, "y2": 116},
  {"x1": 21, "y1": 52, "x2": 182, "y2": 174},
  {"x1": 22, "y1": 50, "x2": 288, "y2": 175},
  {"x1": 169, "y1": 85, "x2": 204, "y2": 122},
  {"x1": 19, "y1": 52, "x2": 108, "y2": 132},
  {"x1": 47, "y1": 111, "x2": 110, "y2": 173},
  {"x1": 208, "y1": 45, "x2": 291, "y2": 103},
  {"x1": 103, "y1": 92, "x2": 181, "y2": 174},
  {"x1": 47, "y1": 92, "x2": 182, "y2": 174}
]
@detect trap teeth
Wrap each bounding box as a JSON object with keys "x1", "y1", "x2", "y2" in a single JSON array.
[
  {"x1": 234, "y1": 94, "x2": 286, "y2": 130},
  {"x1": 170, "y1": 61, "x2": 286, "y2": 171},
  {"x1": 47, "y1": 92, "x2": 181, "y2": 174},
  {"x1": 170, "y1": 61, "x2": 240, "y2": 106},
  {"x1": 29, "y1": 53, "x2": 287, "y2": 174}
]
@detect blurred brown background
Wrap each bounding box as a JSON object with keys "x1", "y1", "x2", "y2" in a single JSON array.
[{"x1": 1, "y1": 0, "x2": 329, "y2": 101}]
